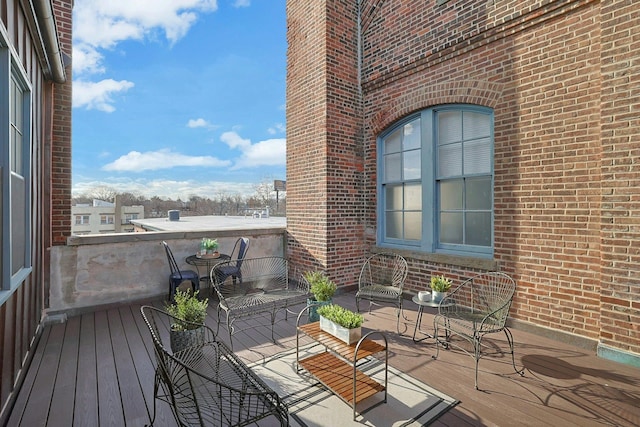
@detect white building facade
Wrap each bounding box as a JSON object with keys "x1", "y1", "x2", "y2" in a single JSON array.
[{"x1": 72, "y1": 200, "x2": 144, "y2": 234}]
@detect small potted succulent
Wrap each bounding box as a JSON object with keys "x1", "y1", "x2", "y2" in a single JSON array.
[
  {"x1": 304, "y1": 270, "x2": 337, "y2": 322},
  {"x1": 317, "y1": 304, "x2": 364, "y2": 344},
  {"x1": 166, "y1": 289, "x2": 209, "y2": 353},
  {"x1": 430, "y1": 275, "x2": 452, "y2": 303}
]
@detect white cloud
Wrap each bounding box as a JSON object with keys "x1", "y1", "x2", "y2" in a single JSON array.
[
  {"x1": 187, "y1": 118, "x2": 211, "y2": 128},
  {"x1": 220, "y1": 131, "x2": 285, "y2": 169},
  {"x1": 267, "y1": 123, "x2": 285, "y2": 135},
  {"x1": 73, "y1": 0, "x2": 219, "y2": 110},
  {"x1": 102, "y1": 149, "x2": 231, "y2": 171},
  {"x1": 73, "y1": 177, "x2": 254, "y2": 199},
  {"x1": 233, "y1": 0, "x2": 251, "y2": 7},
  {"x1": 73, "y1": 79, "x2": 135, "y2": 112},
  {"x1": 73, "y1": 44, "x2": 106, "y2": 75},
  {"x1": 232, "y1": 138, "x2": 286, "y2": 169},
  {"x1": 74, "y1": 0, "x2": 218, "y2": 50},
  {"x1": 220, "y1": 131, "x2": 251, "y2": 150}
]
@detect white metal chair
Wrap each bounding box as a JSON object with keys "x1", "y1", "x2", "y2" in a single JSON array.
[
  {"x1": 432, "y1": 271, "x2": 525, "y2": 389},
  {"x1": 355, "y1": 253, "x2": 408, "y2": 334}
]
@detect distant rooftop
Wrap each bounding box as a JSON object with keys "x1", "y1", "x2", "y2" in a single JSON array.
[{"x1": 130, "y1": 215, "x2": 287, "y2": 232}]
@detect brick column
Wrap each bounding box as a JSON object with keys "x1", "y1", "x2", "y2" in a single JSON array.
[
  {"x1": 51, "y1": 0, "x2": 73, "y2": 245},
  {"x1": 286, "y1": 0, "x2": 364, "y2": 286}
]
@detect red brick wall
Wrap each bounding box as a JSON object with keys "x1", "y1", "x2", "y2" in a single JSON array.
[
  {"x1": 51, "y1": 0, "x2": 73, "y2": 246},
  {"x1": 286, "y1": 0, "x2": 640, "y2": 357},
  {"x1": 599, "y1": 0, "x2": 640, "y2": 354},
  {"x1": 286, "y1": 0, "x2": 364, "y2": 286},
  {"x1": 363, "y1": 0, "x2": 607, "y2": 343}
]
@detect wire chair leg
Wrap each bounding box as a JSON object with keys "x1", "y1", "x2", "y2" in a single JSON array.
[
  {"x1": 504, "y1": 327, "x2": 525, "y2": 377},
  {"x1": 270, "y1": 310, "x2": 277, "y2": 343},
  {"x1": 474, "y1": 334, "x2": 482, "y2": 390},
  {"x1": 145, "y1": 371, "x2": 161, "y2": 426}
]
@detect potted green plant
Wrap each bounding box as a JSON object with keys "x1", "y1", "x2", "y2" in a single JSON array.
[
  {"x1": 430, "y1": 275, "x2": 452, "y2": 303},
  {"x1": 166, "y1": 289, "x2": 209, "y2": 353},
  {"x1": 317, "y1": 304, "x2": 364, "y2": 344},
  {"x1": 304, "y1": 270, "x2": 337, "y2": 322},
  {"x1": 200, "y1": 238, "x2": 219, "y2": 257}
]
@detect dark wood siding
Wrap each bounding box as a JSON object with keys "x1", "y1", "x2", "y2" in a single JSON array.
[{"x1": 0, "y1": 0, "x2": 60, "y2": 423}]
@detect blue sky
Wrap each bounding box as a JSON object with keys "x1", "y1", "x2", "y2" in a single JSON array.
[{"x1": 72, "y1": 0, "x2": 286, "y2": 200}]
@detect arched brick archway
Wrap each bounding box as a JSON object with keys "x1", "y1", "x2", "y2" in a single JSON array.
[{"x1": 370, "y1": 80, "x2": 505, "y2": 135}]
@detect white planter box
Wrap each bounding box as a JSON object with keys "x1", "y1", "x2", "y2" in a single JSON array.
[{"x1": 319, "y1": 315, "x2": 362, "y2": 345}]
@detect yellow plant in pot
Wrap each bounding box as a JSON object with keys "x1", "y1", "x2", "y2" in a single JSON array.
[{"x1": 430, "y1": 275, "x2": 452, "y2": 303}]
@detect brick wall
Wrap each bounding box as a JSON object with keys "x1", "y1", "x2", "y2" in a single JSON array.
[
  {"x1": 362, "y1": 0, "x2": 613, "y2": 345},
  {"x1": 51, "y1": 0, "x2": 73, "y2": 246},
  {"x1": 599, "y1": 0, "x2": 640, "y2": 354},
  {"x1": 286, "y1": 0, "x2": 365, "y2": 286},
  {"x1": 286, "y1": 0, "x2": 640, "y2": 358}
]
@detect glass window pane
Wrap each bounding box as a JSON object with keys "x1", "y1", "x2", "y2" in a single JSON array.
[
  {"x1": 11, "y1": 175, "x2": 26, "y2": 274},
  {"x1": 438, "y1": 143, "x2": 462, "y2": 177},
  {"x1": 404, "y1": 183, "x2": 422, "y2": 210},
  {"x1": 465, "y1": 212, "x2": 491, "y2": 246},
  {"x1": 440, "y1": 180, "x2": 463, "y2": 210},
  {"x1": 438, "y1": 111, "x2": 462, "y2": 144},
  {"x1": 403, "y1": 150, "x2": 421, "y2": 180},
  {"x1": 463, "y1": 138, "x2": 491, "y2": 174},
  {"x1": 385, "y1": 128, "x2": 402, "y2": 153},
  {"x1": 440, "y1": 212, "x2": 463, "y2": 244},
  {"x1": 10, "y1": 80, "x2": 16, "y2": 122},
  {"x1": 384, "y1": 153, "x2": 401, "y2": 181},
  {"x1": 386, "y1": 212, "x2": 402, "y2": 239},
  {"x1": 466, "y1": 177, "x2": 491, "y2": 210},
  {"x1": 404, "y1": 212, "x2": 422, "y2": 240},
  {"x1": 403, "y1": 118, "x2": 421, "y2": 150},
  {"x1": 385, "y1": 185, "x2": 403, "y2": 210},
  {"x1": 463, "y1": 111, "x2": 490, "y2": 140}
]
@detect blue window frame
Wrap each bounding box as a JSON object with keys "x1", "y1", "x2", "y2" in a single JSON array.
[
  {"x1": 378, "y1": 105, "x2": 494, "y2": 257},
  {"x1": 1, "y1": 39, "x2": 33, "y2": 296}
]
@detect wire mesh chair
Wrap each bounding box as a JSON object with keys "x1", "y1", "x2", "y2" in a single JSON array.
[
  {"x1": 140, "y1": 305, "x2": 289, "y2": 426},
  {"x1": 432, "y1": 271, "x2": 525, "y2": 389},
  {"x1": 355, "y1": 253, "x2": 409, "y2": 334}
]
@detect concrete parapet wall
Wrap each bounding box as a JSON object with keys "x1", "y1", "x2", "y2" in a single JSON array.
[{"x1": 49, "y1": 229, "x2": 286, "y2": 316}]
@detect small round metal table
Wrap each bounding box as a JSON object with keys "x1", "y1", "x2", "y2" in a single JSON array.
[
  {"x1": 185, "y1": 253, "x2": 231, "y2": 293},
  {"x1": 411, "y1": 295, "x2": 452, "y2": 343}
]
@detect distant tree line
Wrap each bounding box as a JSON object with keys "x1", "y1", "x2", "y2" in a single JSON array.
[{"x1": 73, "y1": 180, "x2": 286, "y2": 218}]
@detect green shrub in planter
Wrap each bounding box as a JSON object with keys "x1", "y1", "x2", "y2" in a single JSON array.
[
  {"x1": 304, "y1": 271, "x2": 337, "y2": 302},
  {"x1": 304, "y1": 271, "x2": 337, "y2": 322},
  {"x1": 316, "y1": 304, "x2": 364, "y2": 329},
  {"x1": 166, "y1": 289, "x2": 209, "y2": 331}
]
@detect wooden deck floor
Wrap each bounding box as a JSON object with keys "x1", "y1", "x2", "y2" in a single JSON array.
[{"x1": 6, "y1": 292, "x2": 640, "y2": 426}]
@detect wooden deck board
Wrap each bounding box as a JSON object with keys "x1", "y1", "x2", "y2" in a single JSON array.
[
  {"x1": 94, "y1": 310, "x2": 125, "y2": 426},
  {"x1": 74, "y1": 312, "x2": 99, "y2": 427},
  {"x1": 17, "y1": 322, "x2": 65, "y2": 426},
  {"x1": 6, "y1": 293, "x2": 640, "y2": 426},
  {"x1": 6, "y1": 324, "x2": 51, "y2": 425},
  {"x1": 48, "y1": 316, "x2": 81, "y2": 426},
  {"x1": 107, "y1": 307, "x2": 149, "y2": 425}
]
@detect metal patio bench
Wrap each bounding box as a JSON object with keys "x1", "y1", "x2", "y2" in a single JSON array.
[{"x1": 211, "y1": 256, "x2": 310, "y2": 348}]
